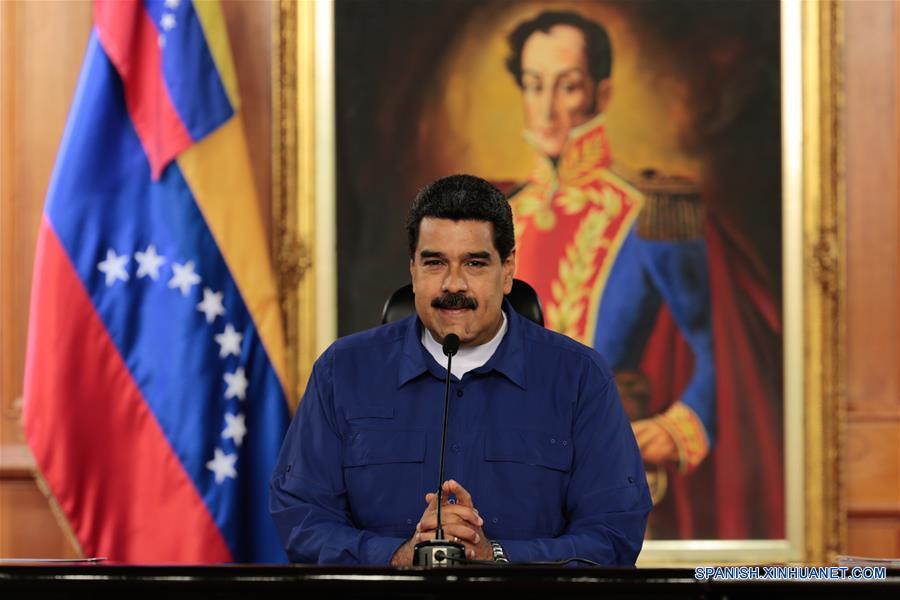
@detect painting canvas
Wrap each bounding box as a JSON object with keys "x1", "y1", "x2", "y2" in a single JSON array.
[{"x1": 334, "y1": 0, "x2": 782, "y2": 542}]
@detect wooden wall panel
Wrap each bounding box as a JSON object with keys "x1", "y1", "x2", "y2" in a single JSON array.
[
  {"x1": 846, "y1": 517, "x2": 900, "y2": 559},
  {"x1": 0, "y1": 0, "x2": 273, "y2": 558},
  {"x1": 845, "y1": 418, "x2": 900, "y2": 511},
  {"x1": 843, "y1": 0, "x2": 900, "y2": 558},
  {"x1": 0, "y1": 479, "x2": 79, "y2": 559}
]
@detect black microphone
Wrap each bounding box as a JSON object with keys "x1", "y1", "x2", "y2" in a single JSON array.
[{"x1": 413, "y1": 333, "x2": 466, "y2": 567}]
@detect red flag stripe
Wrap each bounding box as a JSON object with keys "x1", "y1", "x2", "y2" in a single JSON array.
[
  {"x1": 93, "y1": 0, "x2": 192, "y2": 180},
  {"x1": 23, "y1": 218, "x2": 233, "y2": 562}
]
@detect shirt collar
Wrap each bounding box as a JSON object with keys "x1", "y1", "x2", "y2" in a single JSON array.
[
  {"x1": 421, "y1": 310, "x2": 507, "y2": 379},
  {"x1": 397, "y1": 298, "x2": 527, "y2": 389}
]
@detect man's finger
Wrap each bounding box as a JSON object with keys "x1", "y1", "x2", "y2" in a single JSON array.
[
  {"x1": 443, "y1": 523, "x2": 479, "y2": 545},
  {"x1": 426, "y1": 488, "x2": 454, "y2": 506},
  {"x1": 419, "y1": 505, "x2": 483, "y2": 530},
  {"x1": 446, "y1": 479, "x2": 474, "y2": 507},
  {"x1": 424, "y1": 490, "x2": 450, "y2": 508}
]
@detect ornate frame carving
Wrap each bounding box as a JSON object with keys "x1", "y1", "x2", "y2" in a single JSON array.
[
  {"x1": 273, "y1": 0, "x2": 330, "y2": 409},
  {"x1": 799, "y1": 0, "x2": 845, "y2": 563}
]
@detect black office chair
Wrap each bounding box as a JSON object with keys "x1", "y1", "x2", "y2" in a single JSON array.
[{"x1": 381, "y1": 278, "x2": 544, "y2": 326}]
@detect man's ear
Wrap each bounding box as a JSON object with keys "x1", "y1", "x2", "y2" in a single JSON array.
[
  {"x1": 409, "y1": 259, "x2": 416, "y2": 294},
  {"x1": 595, "y1": 78, "x2": 612, "y2": 114},
  {"x1": 502, "y1": 249, "x2": 516, "y2": 295}
]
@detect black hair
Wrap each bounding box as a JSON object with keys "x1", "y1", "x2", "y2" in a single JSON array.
[
  {"x1": 505, "y1": 10, "x2": 612, "y2": 87},
  {"x1": 406, "y1": 174, "x2": 515, "y2": 260}
]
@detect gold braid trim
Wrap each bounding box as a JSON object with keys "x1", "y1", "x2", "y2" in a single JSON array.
[
  {"x1": 510, "y1": 126, "x2": 612, "y2": 233},
  {"x1": 511, "y1": 181, "x2": 557, "y2": 231},
  {"x1": 653, "y1": 401, "x2": 710, "y2": 473},
  {"x1": 545, "y1": 208, "x2": 610, "y2": 340}
]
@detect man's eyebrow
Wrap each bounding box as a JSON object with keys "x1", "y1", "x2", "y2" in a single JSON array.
[
  {"x1": 522, "y1": 67, "x2": 587, "y2": 79},
  {"x1": 418, "y1": 250, "x2": 492, "y2": 260}
]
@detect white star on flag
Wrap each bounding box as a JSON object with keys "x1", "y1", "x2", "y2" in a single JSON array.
[
  {"x1": 160, "y1": 13, "x2": 176, "y2": 31},
  {"x1": 215, "y1": 324, "x2": 243, "y2": 358},
  {"x1": 224, "y1": 367, "x2": 248, "y2": 401},
  {"x1": 222, "y1": 413, "x2": 247, "y2": 447},
  {"x1": 197, "y1": 288, "x2": 226, "y2": 323},
  {"x1": 169, "y1": 260, "x2": 201, "y2": 296},
  {"x1": 164, "y1": 0, "x2": 181, "y2": 8},
  {"x1": 206, "y1": 448, "x2": 237, "y2": 484},
  {"x1": 97, "y1": 249, "x2": 129, "y2": 286},
  {"x1": 134, "y1": 244, "x2": 166, "y2": 280}
]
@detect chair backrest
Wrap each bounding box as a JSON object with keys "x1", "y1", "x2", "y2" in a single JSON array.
[{"x1": 381, "y1": 278, "x2": 544, "y2": 326}]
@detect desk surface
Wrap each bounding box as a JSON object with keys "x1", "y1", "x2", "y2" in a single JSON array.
[{"x1": 0, "y1": 565, "x2": 898, "y2": 599}]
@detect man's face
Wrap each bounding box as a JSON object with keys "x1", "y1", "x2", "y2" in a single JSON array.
[
  {"x1": 520, "y1": 24, "x2": 608, "y2": 158},
  {"x1": 410, "y1": 217, "x2": 515, "y2": 348}
]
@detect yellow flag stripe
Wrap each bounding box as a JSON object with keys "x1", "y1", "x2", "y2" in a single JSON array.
[
  {"x1": 192, "y1": 0, "x2": 241, "y2": 111},
  {"x1": 178, "y1": 117, "x2": 288, "y2": 393}
]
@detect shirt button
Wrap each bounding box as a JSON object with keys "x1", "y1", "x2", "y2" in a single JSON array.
[
  {"x1": 561, "y1": 440, "x2": 568, "y2": 447},
  {"x1": 451, "y1": 443, "x2": 460, "y2": 452},
  {"x1": 491, "y1": 517, "x2": 499, "y2": 524},
  {"x1": 448, "y1": 498, "x2": 456, "y2": 505},
  {"x1": 456, "y1": 389, "x2": 464, "y2": 397},
  {"x1": 550, "y1": 438, "x2": 556, "y2": 445}
]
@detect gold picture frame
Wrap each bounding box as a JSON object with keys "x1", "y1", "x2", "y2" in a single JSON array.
[{"x1": 273, "y1": 0, "x2": 844, "y2": 564}]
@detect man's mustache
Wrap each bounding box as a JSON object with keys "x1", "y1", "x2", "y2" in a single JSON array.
[{"x1": 431, "y1": 293, "x2": 478, "y2": 310}]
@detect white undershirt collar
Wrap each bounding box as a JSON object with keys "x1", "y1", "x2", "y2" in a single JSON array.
[{"x1": 421, "y1": 310, "x2": 508, "y2": 380}]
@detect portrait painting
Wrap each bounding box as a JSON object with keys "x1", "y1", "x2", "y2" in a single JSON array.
[{"x1": 332, "y1": 0, "x2": 784, "y2": 549}]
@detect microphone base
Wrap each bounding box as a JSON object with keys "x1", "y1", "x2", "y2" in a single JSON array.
[{"x1": 413, "y1": 539, "x2": 466, "y2": 567}]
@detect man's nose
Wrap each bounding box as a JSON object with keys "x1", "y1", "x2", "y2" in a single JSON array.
[
  {"x1": 442, "y1": 264, "x2": 468, "y2": 293},
  {"x1": 537, "y1": 88, "x2": 557, "y2": 123}
]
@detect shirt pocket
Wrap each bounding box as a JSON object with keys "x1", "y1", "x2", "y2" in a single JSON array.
[
  {"x1": 479, "y1": 430, "x2": 572, "y2": 538},
  {"x1": 343, "y1": 429, "x2": 426, "y2": 530}
]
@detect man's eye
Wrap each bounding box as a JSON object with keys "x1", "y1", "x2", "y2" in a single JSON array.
[
  {"x1": 465, "y1": 261, "x2": 487, "y2": 268},
  {"x1": 423, "y1": 260, "x2": 443, "y2": 267},
  {"x1": 559, "y1": 78, "x2": 585, "y2": 92}
]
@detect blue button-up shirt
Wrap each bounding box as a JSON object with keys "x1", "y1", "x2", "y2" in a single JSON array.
[{"x1": 270, "y1": 302, "x2": 651, "y2": 565}]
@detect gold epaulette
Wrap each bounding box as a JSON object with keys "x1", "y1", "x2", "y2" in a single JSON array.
[{"x1": 612, "y1": 166, "x2": 704, "y2": 241}]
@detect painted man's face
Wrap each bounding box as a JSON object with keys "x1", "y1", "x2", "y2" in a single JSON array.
[{"x1": 520, "y1": 24, "x2": 606, "y2": 158}]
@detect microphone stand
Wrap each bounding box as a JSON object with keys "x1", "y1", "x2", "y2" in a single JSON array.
[{"x1": 413, "y1": 334, "x2": 465, "y2": 567}]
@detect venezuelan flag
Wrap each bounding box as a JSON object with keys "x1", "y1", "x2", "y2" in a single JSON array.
[{"x1": 23, "y1": 0, "x2": 289, "y2": 563}]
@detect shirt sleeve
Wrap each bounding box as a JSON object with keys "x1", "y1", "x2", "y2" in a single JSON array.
[
  {"x1": 269, "y1": 347, "x2": 407, "y2": 564},
  {"x1": 496, "y1": 364, "x2": 652, "y2": 566}
]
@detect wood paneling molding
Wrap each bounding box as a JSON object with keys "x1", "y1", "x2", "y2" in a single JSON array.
[{"x1": 841, "y1": 0, "x2": 900, "y2": 558}]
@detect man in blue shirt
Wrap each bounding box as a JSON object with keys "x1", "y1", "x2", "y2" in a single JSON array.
[{"x1": 270, "y1": 174, "x2": 651, "y2": 565}]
